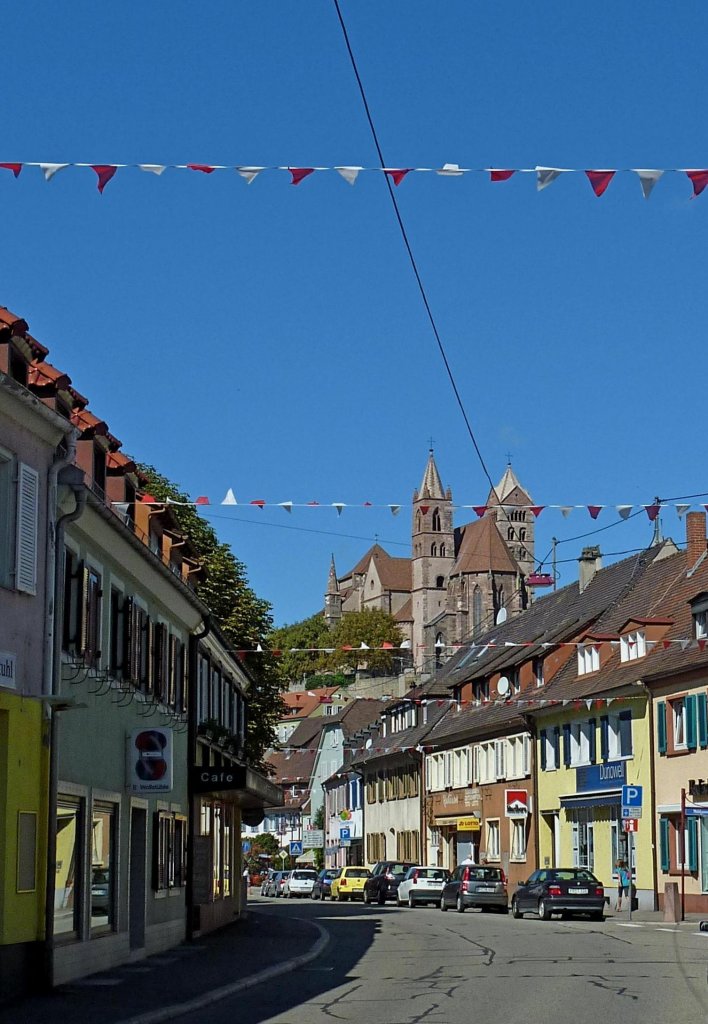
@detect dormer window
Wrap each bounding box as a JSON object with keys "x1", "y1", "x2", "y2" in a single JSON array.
[
  {"x1": 690, "y1": 593, "x2": 708, "y2": 639},
  {"x1": 620, "y1": 630, "x2": 646, "y2": 663},
  {"x1": 578, "y1": 643, "x2": 599, "y2": 676}
]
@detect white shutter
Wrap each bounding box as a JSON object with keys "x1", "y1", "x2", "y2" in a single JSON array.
[
  {"x1": 472, "y1": 746, "x2": 480, "y2": 784},
  {"x1": 495, "y1": 739, "x2": 506, "y2": 780},
  {"x1": 522, "y1": 734, "x2": 531, "y2": 776},
  {"x1": 16, "y1": 463, "x2": 39, "y2": 594}
]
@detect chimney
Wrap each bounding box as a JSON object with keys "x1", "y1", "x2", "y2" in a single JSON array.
[
  {"x1": 686, "y1": 511, "x2": 707, "y2": 568},
  {"x1": 578, "y1": 545, "x2": 602, "y2": 593}
]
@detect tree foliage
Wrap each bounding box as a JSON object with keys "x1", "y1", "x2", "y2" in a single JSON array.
[
  {"x1": 269, "y1": 612, "x2": 332, "y2": 686},
  {"x1": 137, "y1": 465, "x2": 285, "y2": 770},
  {"x1": 325, "y1": 609, "x2": 403, "y2": 673}
]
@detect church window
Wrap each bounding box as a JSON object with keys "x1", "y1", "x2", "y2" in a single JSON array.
[
  {"x1": 518, "y1": 548, "x2": 526, "y2": 561},
  {"x1": 507, "y1": 527, "x2": 515, "y2": 541},
  {"x1": 497, "y1": 586, "x2": 505, "y2": 611},
  {"x1": 436, "y1": 576, "x2": 445, "y2": 589},
  {"x1": 440, "y1": 544, "x2": 446, "y2": 557},
  {"x1": 519, "y1": 528, "x2": 526, "y2": 541},
  {"x1": 432, "y1": 508, "x2": 441, "y2": 532},
  {"x1": 431, "y1": 544, "x2": 437, "y2": 557},
  {"x1": 415, "y1": 511, "x2": 421, "y2": 533},
  {"x1": 472, "y1": 587, "x2": 483, "y2": 634},
  {"x1": 370, "y1": 579, "x2": 375, "y2": 589}
]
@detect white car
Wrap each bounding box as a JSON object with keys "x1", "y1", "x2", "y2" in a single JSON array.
[
  {"x1": 397, "y1": 866, "x2": 451, "y2": 907},
  {"x1": 283, "y1": 869, "x2": 318, "y2": 898}
]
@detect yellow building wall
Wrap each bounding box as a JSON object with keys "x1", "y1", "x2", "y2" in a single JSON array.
[
  {"x1": 535, "y1": 699, "x2": 654, "y2": 899},
  {"x1": 0, "y1": 694, "x2": 48, "y2": 946}
]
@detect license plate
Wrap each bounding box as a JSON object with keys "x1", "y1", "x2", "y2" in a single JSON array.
[
  {"x1": 477, "y1": 886, "x2": 495, "y2": 893},
  {"x1": 568, "y1": 888, "x2": 588, "y2": 894}
]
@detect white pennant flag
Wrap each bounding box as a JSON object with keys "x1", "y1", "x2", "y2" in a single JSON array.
[
  {"x1": 681, "y1": 638, "x2": 692, "y2": 651},
  {"x1": 634, "y1": 169, "x2": 663, "y2": 199},
  {"x1": 139, "y1": 164, "x2": 167, "y2": 175},
  {"x1": 236, "y1": 166, "x2": 265, "y2": 184},
  {"x1": 616, "y1": 504, "x2": 633, "y2": 520},
  {"x1": 40, "y1": 163, "x2": 69, "y2": 181},
  {"x1": 536, "y1": 167, "x2": 566, "y2": 191},
  {"x1": 332, "y1": 503, "x2": 345, "y2": 516},
  {"x1": 437, "y1": 163, "x2": 464, "y2": 176},
  {"x1": 389, "y1": 504, "x2": 401, "y2": 516},
  {"x1": 359, "y1": 642, "x2": 369, "y2": 650},
  {"x1": 336, "y1": 166, "x2": 362, "y2": 185},
  {"x1": 278, "y1": 502, "x2": 293, "y2": 513},
  {"x1": 559, "y1": 506, "x2": 574, "y2": 518},
  {"x1": 221, "y1": 488, "x2": 237, "y2": 505},
  {"x1": 676, "y1": 504, "x2": 691, "y2": 518},
  {"x1": 255, "y1": 643, "x2": 263, "y2": 653},
  {"x1": 586, "y1": 699, "x2": 593, "y2": 710}
]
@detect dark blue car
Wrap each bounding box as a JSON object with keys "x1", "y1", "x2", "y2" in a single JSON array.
[{"x1": 311, "y1": 868, "x2": 338, "y2": 900}]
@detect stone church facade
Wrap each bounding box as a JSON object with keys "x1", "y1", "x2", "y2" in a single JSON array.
[{"x1": 324, "y1": 452, "x2": 536, "y2": 671}]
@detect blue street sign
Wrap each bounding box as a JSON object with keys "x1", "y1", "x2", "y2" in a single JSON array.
[
  {"x1": 621, "y1": 785, "x2": 643, "y2": 808},
  {"x1": 289, "y1": 841, "x2": 303, "y2": 856},
  {"x1": 242, "y1": 841, "x2": 251, "y2": 854},
  {"x1": 339, "y1": 827, "x2": 351, "y2": 841}
]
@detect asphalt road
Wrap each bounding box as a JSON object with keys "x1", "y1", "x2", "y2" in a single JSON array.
[{"x1": 189, "y1": 896, "x2": 708, "y2": 1024}]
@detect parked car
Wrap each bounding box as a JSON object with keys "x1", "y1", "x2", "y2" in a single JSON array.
[
  {"x1": 311, "y1": 868, "x2": 338, "y2": 900},
  {"x1": 329, "y1": 866, "x2": 371, "y2": 901},
  {"x1": 263, "y1": 871, "x2": 282, "y2": 897},
  {"x1": 363, "y1": 861, "x2": 416, "y2": 905},
  {"x1": 260, "y1": 869, "x2": 275, "y2": 896},
  {"x1": 440, "y1": 864, "x2": 508, "y2": 913},
  {"x1": 284, "y1": 869, "x2": 318, "y2": 898},
  {"x1": 276, "y1": 870, "x2": 291, "y2": 897},
  {"x1": 91, "y1": 867, "x2": 111, "y2": 915},
  {"x1": 397, "y1": 867, "x2": 450, "y2": 907},
  {"x1": 511, "y1": 868, "x2": 605, "y2": 921}
]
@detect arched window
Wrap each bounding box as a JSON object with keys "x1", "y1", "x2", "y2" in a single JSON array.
[
  {"x1": 497, "y1": 586, "x2": 505, "y2": 611},
  {"x1": 432, "y1": 507, "x2": 441, "y2": 532},
  {"x1": 435, "y1": 632, "x2": 445, "y2": 667},
  {"x1": 472, "y1": 587, "x2": 483, "y2": 633},
  {"x1": 519, "y1": 528, "x2": 526, "y2": 541},
  {"x1": 440, "y1": 544, "x2": 446, "y2": 557},
  {"x1": 436, "y1": 575, "x2": 445, "y2": 589},
  {"x1": 431, "y1": 543, "x2": 437, "y2": 557},
  {"x1": 507, "y1": 527, "x2": 515, "y2": 541},
  {"x1": 415, "y1": 511, "x2": 421, "y2": 533}
]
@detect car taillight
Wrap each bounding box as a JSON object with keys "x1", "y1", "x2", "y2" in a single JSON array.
[
  {"x1": 341, "y1": 878, "x2": 347, "y2": 886},
  {"x1": 461, "y1": 881, "x2": 468, "y2": 893},
  {"x1": 595, "y1": 886, "x2": 604, "y2": 897},
  {"x1": 548, "y1": 885, "x2": 562, "y2": 897},
  {"x1": 500, "y1": 869, "x2": 507, "y2": 884}
]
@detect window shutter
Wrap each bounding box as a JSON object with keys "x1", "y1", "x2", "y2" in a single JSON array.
[
  {"x1": 588, "y1": 718, "x2": 597, "y2": 763},
  {"x1": 473, "y1": 745, "x2": 480, "y2": 783},
  {"x1": 553, "y1": 725, "x2": 561, "y2": 766},
  {"x1": 697, "y1": 693, "x2": 708, "y2": 749},
  {"x1": 659, "y1": 817, "x2": 670, "y2": 873},
  {"x1": 687, "y1": 817, "x2": 699, "y2": 873},
  {"x1": 685, "y1": 694, "x2": 697, "y2": 751},
  {"x1": 522, "y1": 733, "x2": 531, "y2": 775},
  {"x1": 657, "y1": 702, "x2": 667, "y2": 755},
  {"x1": 79, "y1": 565, "x2": 90, "y2": 654},
  {"x1": 619, "y1": 710, "x2": 633, "y2": 757},
  {"x1": 600, "y1": 716, "x2": 609, "y2": 761},
  {"x1": 15, "y1": 463, "x2": 39, "y2": 594},
  {"x1": 562, "y1": 723, "x2": 571, "y2": 767},
  {"x1": 540, "y1": 730, "x2": 547, "y2": 771}
]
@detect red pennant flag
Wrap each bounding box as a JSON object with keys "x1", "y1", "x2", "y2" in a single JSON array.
[
  {"x1": 419, "y1": 505, "x2": 430, "y2": 515},
  {"x1": 686, "y1": 170, "x2": 708, "y2": 197},
  {"x1": 289, "y1": 167, "x2": 315, "y2": 186},
  {"x1": 472, "y1": 506, "x2": 487, "y2": 518},
  {"x1": 306, "y1": 500, "x2": 320, "y2": 506},
  {"x1": 385, "y1": 168, "x2": 412, "y2": 186},
  {"x1": 644, "y1": 504, "x2": 660, "y2": 521},
  {"x1": 195, "y1": 496, "x2": 210, "y2": 505},
  {"x1": 585, "y1": 170, "x2": 616, "y2": 197},
  {"x1": 0, "y1": 163, "x2": 22, "y2": 178},
  {"x1": 381, "y1": 641, "x2": 394, "y2": 649},
  {"x1": 530, "y1": 506, "x2": 545, "y2": 518},
  {"x1": 341, "y1": 644, "x2": 353, "y2": 651},
  {"x1": 587, "y1": 505, "x2": 603, "y2": 520},
  {"x1": 272, "y1": 649, "x2": 282, "y2": 657},
  {"x1": 250, "y1": 499, "x2": 265, "y2": 508},
  {"x1": 92, "y1": 165, "x2": 117, "y2": 193},
  {"x1": 697, "y1": 638, "x2": 707, "y2": 651},
  {"x1": 187, "y1": 164, "x2": 216, "y2": 173},
  {"x1": 363, "y1": 501, "x2": 372, "y2": 507},
  {"x1": 140, "y1": 493, "x2": 157, "y2": 503},
  {"x1": 662, "y1": 640, "x2": 671, "y2": 650},
  {"x1": 490, "y1": 169, "x2": 515, "y2": 182}
]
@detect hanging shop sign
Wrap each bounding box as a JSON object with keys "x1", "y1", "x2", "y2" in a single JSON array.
[
  {"x1": 0, "y1": 651, "x2": 17, "y2": 689},
  {"x1": 126, "y1": 727, "x2": 173, "y2": 794},
  {"x1": 505, "y1": 789, "x2": 530, "y2": 818},
  {"x1": 456, "y1": 817, "x2": 481, "y2": 832}
]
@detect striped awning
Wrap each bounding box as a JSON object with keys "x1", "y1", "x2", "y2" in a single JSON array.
[{"x1": 560, "y1": 792, "x2": 621, "y2": 810}]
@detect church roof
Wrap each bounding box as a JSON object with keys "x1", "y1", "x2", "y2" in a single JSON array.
[
  {"x1": 487, "y1": 465, "x2": 531, "y2": 506},
  {"x1": 345, "y1": 543, "x2": 388, "y2": 578},
  {"x1": 342, "y1": 545, "x2": 412, "y2": 592},
  {"x1": 451, "y1": 515, "x2": 520, "y2": 576},
  {"x1": 394, "y1": 597, "x2": 413, "y2": 623},
  {"x1": 417, "y1": 451, "x2": 445, "y2": 500}
]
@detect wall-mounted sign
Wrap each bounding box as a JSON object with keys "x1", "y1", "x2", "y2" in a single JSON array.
[
  {"x1": 302, "y1": 830, "x2": 324, "y2": 848},
  {"x1": 190, "y1": 765, "x2": 246, "y2": 793},
  {"x1": 457, "y1": 816, "x2": 481, "y2": 831},
  {"x1": 0, "y1": 651, "x2": 17, "y2": 689},
  {"x1": 505, "y1": 789, "x2": 529, "y2": 818},
  {"x1": 126, "y1": 728, "x2": 173, "y2": 793},
  {"x1": 576, "y1": 759, "x2": 626, "y2": 793}
]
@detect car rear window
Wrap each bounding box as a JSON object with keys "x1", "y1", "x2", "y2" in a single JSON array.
[
  {"x1": 388, "y1": 864, "x2": 411, "y2": 876},
  {"x1": 550, "y1": 869, "x2": 597, "y2": 882},
  {"x1": 415, "y1": 869, "x2": 448, "y2": 879},
  {"x1": 293, "y1": 871, "x2": 317, "y2": 880},
  {"x1": 467, "y1": 867, "x2": 502, "y2": 881},
  {"x1": 345, "y1": 869, "x2": 370, "y2": 878}
]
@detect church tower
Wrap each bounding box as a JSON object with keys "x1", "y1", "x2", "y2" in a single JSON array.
[
  {"x1": 486, "y1": 462, "x2": 535, "y2": 582},
  {"x1": 324, "y1": 554, "x2": 342, "y2": 630},
  {"x1": 411, "y1": 450, "x2": 454, "y2": 669}
]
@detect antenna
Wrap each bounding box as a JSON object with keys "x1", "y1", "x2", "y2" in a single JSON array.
[{"x1": 497, "y1": 676, "x2": 510, "y2": 697}]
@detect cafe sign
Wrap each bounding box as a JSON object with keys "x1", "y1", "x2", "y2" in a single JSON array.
[{"x1": 0, "y1": 651, "x2": 17, "y2": 689}]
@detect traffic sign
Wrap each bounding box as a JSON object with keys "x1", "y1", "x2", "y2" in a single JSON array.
[
  {"x1": 621, "y1": 785, "x2": 643, "y2": 808},
  {"x1": 622, "y1": 819, "x2": 639, "y2": 833},
  {"x1": 302, "y1": 830, "x2": 324, "y2": 849},
  {"x1": 289, "y1": 841, "x2": 303, "y2": 856},
  {"x1": 622, "y1": 805, "x2": 643, "y2": 818},
  {"x1": 339, "y1": 827, "x2": 351, "y2": 841}
]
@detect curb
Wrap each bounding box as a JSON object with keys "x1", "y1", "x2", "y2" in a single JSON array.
[{"x1": 115, "y1": 912, "x2": 330, "y2": 1024}]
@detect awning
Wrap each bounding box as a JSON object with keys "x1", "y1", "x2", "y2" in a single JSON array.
[
  {"x1": 560, "y1": 793, "x2": 621, "y2": 810},
  {"x1": 433, "y1": 816, "x2": 462, "y2": 826},
  {"x1": 295, "y1": 851, "x2": 317, "y2": 863}
]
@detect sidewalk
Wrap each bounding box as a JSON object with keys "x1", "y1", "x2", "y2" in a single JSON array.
[
  {"x1": 0, "y1": 907, "x2": 323, "y2": 1024},
  {"x1": 603, "y1": 908, "x2": 707, "y2": 930}
]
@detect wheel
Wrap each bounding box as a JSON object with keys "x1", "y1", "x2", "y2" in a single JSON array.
[
  {"x1": 538, "y1": 898, "x2": 552, "y2": 921},
  {"x1": 363, "y1": 889, "x2": 370, "y2": 905},
  {"x1": 338, "y1": 893, "x2": 346, "y2": 902},
  {"x1": 591, "y1": 911, "x2": 604, "y2": 922},
  {"x1": 440, "y1": 896, "x2": 448, "y2": 912},
  {"x1": 511, "y1": 897, "x2": 522, "y2": 919},
  {"x1": 408, "y1": 892, "x2": 416, "y2": 909},
  {"x1": 456, "y1": 894, "x2": 465, "y2": 913}
]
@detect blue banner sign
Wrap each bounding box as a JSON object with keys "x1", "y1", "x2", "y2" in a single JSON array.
[{"x1": 576, "y1": 759, "x2": 626, "y2": 793}]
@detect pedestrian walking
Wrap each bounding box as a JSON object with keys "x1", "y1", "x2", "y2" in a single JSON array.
[{"x1": 615, "y1": 859, "x2": 631, "y2": 911}]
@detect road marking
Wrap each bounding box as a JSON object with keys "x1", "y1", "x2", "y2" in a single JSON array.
[
  {"x1": 657, "y1": 927, "x2": 678, "y2": 932},
  {"x1": 615, "y1": 922, "x2": 643, "y2": 928}
]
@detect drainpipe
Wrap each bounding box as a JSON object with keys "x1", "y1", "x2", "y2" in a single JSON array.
[
  {"x1": 419, "y1": 751, "x2": 427, "y2": 864},
  {"x1": 187, "y1": 617, "x2": 211, "y2": 939},
  {"x1": 44, "y1": 466, "x2": 86, "y2": 990}
]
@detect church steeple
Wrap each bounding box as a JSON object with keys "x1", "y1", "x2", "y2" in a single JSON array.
[
  {"x1": 417, "y1": 449, "x2": 446, "y2": 500},
  {"x1": 411, "y1": 450, "x2": 454, "y2": 668},
  {"x1": 324, "y1": 554, "x2": 342, "y2": 629},
  {"x1": 486, "y1": 462, "x2": 535, "y2": 584}
]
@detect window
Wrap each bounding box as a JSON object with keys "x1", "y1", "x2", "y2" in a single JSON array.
[
  {"x1": 15, "y1": 463, "x2": 39, "y2": 595},
  {"x1": 436, "y1": 575, "x2": 445, "y2": 588},
  {"x1": 620, "y1": 630, "x2": 646, "y2": 663},
  {"x1": 570, "y1": 808, "x2": 595, "y2": 871},
  {"x1": 323, "y1": 703, "x2": 336, "y2": 716},
  {"x1": 152, "y1": 622, "x2": 169, "y2": 702},
  {"x1": 494, "y1": 739, "x2": 506, "y2": 780},
  {"x1": 0, "y1": 447, "x2": 14, "y2": 588},
  {"x1": 432, "y1": 508, "x2": 441, "y2": 532},
  {"x1": 696, "y1": 612, "x2": 708, "y2": 640},
  {"x1": 506, "y1": 734, "x2": 530, "y2": 779},
  {"x1": 540, "y1": 727, "x2": 560, "y2": 771},
  {"x1": 510, "y1": 819, "x2": 527, "y2": 861},
  {"x1": 440, "y1": 545, "x2": 446, "y2": 557},
  {"x1": 577, "y1": 644, "x2": 600, "y2": 675},
  {"x1": 431, "y1": 543, "x2": 437, "y2": 557},
  {"x1": 109, "y1": 588, "x2": 124, "y2": 678},
  {"x1": 605, "y1": 711, "x2": 633, "y2": 759},
  {"x1": 486, "y1": 820, "x2": 500, "y2": 860},
  {"x1": 91, "y1": 803, "x2": 117, "y2": 932},
  {"x1": 55, "y1": 798, "x2": 83, "y2": 939},
  {"x1": 472, "y1": 587, "x2": 483, "y2": 635},
  {"x1": 154, "y1": 811, "x2": 188, "y2": 891},
  {"x1": 672, "y1": 699, "x2": 686, "y2": 750},
  {"x1": 533, "y1": 657, "x2": 544, "y2": 688},
  {"x1": 476, "y1": 741, "x2": 496, "y2": 783},
  {"x1": 396, "y1": 830, "x2": 419, "y2": 861},
  {"x1": 519, "y1": 528, "x2": 527, "y2": 542},
  {"x1": 81, "y1": 566, "x2": 103, "y2": 668},
  {"x1": 507, "y1": 527, "x2": 515, "y2": 541},
  {"x1": 569, "y1": 720, "x2": 593, "y2": 766},
  {"x1": 367, "y1": 832, "x2": 386, "y2": 863}
]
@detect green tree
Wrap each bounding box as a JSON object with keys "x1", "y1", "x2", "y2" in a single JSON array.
[
  {"x1": 136, "y1": 465, "x2": 285, "y2": 770},
  {"x1": 312, "y1": 806, "x2": 325, "y2": 870},
  {"x1": 269, "y1": 612, "x2": 332, "y2": 686},
  {"x1": 324, "y1": 609, "x2": 403, "y2": 674}
]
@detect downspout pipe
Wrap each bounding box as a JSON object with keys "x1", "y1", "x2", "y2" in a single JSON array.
[
  {"x1": 187, "y1": 616, "x2": 211, "y2": 939},
  {"x1": 635, "y1": 681, "x2": 660, "y2": 912},
  {"x1": 44, "y1": 467, "x2": 86, "y2": 990}
]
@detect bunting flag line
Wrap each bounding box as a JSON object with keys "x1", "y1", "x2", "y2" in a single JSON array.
[
  {"x1": 116, "y1": 495, "x2": 708, "y2": 521},
  {"x1": 225, "y1": 636, "x2": 708, "y2": 656},
  {"x1": 2, "y1": 161, "x2": 708, "y2": 199}
]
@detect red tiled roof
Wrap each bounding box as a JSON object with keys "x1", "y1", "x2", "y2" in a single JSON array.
[
  {"x1": 107, "y1": 450, "x2": 136, "y2": 473},
  {"x1": 280, "y1": 686, "x2": 340, "y2": 719},
  {"x1": 451, "y1": 515, "x2": 520, "y2": 576},
  {"x1": 27, "y1": 361, "x2": 71, "y2": 391},
  {"x1": 343, "y1": 544, "x2": 412, "y2": 592},
  {"x1": 394, "y1": 597, "x2": 413, "y2": 623},
  {"x1": 71, "y1": 407, "x2": 108, "y2": 437}
]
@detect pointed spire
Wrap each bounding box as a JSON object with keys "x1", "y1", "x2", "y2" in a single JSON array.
[
  {"x1": 418, "y1": 449, "x2": 445, "y2": 499},
  {"x1": 327, "y1": 554, "x2": 339, "y2": 595}
]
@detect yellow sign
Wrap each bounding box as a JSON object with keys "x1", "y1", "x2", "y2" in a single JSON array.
[{"x1": 457, "y1": 816, "x2": 481, "y2": 831}]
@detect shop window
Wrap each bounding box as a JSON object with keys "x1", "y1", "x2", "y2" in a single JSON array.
[
  {"x1": 486, "y1": 820, "x2": 500, "y2": 861},
  {"x1": 153, "y1": 811, "x2": 188, "y2": 891},
  {"x1": 91, "y1": 803, "x2": 117, "y2": 932},
  {"x1": 510, "y1": 819, "x2": 527, "y2": 861},
  {"x1": 55, "y1": 798, "x2": 84, "y2": 939},
  {"x1": 570, "y1": 808, "x2": 595, "y2": 871}
]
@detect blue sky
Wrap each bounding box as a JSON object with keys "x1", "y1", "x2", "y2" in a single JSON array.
[{"x1": 3, "y1": 1, "x2": 707, "y2": 625}]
